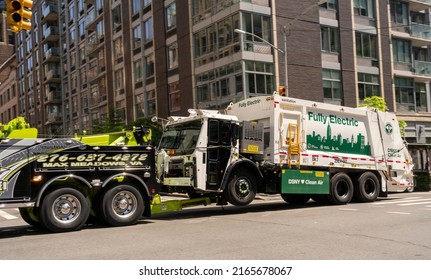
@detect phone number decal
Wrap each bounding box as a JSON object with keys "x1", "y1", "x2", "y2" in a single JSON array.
[{"x1": 36, "y1": 153, "x2": 149, "y2": 168}]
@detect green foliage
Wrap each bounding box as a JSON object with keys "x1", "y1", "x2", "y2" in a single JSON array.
[
  {"x1": 358, "y1": 96, "x2": 406, "y2": 137},
  {"x1": 0, "y1": 117, "x2": 32, "y2": 138},
  {"x1": 358, "y1": 96, "x2": 388, "y2": 112},
  {"x1": 92, "y1": 108, "x2": 125, "y2": 134}
]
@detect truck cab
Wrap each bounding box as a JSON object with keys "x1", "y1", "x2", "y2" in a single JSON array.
[{"x1": 155, "y1": 109, "x2": 241, "y2": 198}]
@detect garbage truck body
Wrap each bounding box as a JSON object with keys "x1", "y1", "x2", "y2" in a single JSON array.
[{"x1": 156, "y1": 94, "x2": 414, "y2": 206}]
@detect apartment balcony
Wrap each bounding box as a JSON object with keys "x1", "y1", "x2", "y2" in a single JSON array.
[
  {"x1": 45, "y1": 91, "x2": 62, "y2": 104},
  {"x1": 392, "y1": 22, "x2": 431, "y2": 47},
  {"x1": 87, "y1": 34, "x2": 105, "y2": 57},
  {"x1": 41, "y1": 4, "x2": 58, "y2": 22},
  {"x1": 44, "y1": 69, "x2": 61, "y2": 83},
  {"x1": 410, "y1": 0, "x2": 431, "y2": 12},
  {"x1": 43, "y1": 47, "x2": 60, "y2": 62},
  {"x1": 88, "y1": 66, "x2": 106, "y2": 84},
  {"x1": 42, "y1": 26, "x2": 60, "y2": 42},
  {"x1": 413, "y1": 60, "x2": 431, "y2": 76},
  {"x1": 85, "y1": 8, "x2": 102, "y2": 31},
  {"x1": 46, "y1": 112, "x2": 62, "y2": 124},
  {"x1": 393, "y1": 60, "x2": 431, "y2": 82}
]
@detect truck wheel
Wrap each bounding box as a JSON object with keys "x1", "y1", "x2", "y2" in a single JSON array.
[
  {"x1": 100, "y1": 184, "x2": 145, "y2": 227},
  {"x1": 328, "y1": 172, "x2": 353, "y2": 205},
  {"x1": 281, "y1": 194, "x2": 310, "y2": 205},
  {"x1": 39, "y1": 187, "x2": 90, "y2": 232},
  {"x1": 224, "y1": 168, "x2": 256, "y2": 206},
  {"x1": 354, "y1": 172, "x2": 380, "y2": 202},
  {"x1": 19, "y1": 207, "x2": 41, "y2": 227}
]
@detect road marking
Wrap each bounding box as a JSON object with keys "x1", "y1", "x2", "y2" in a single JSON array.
[
  {"x1": 339, "y1": 208, "x2": 358, "y2": 211},
  {"x1": 399, "y1": 201, "x2": 431, "y2": 206},
  {"x1": 374, "y1": 198, "x2": 431, "y2": 205},
  {"x1": 0, "y1": 210, "x2": 18, "y2": 220},
  {"x1": 386, "y1": 211, "x2": 411, "y2": 215}
]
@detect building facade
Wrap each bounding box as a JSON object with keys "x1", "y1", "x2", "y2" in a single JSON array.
[{"x1": 8, "y1": 0, "x2": 431, "y2": 170}]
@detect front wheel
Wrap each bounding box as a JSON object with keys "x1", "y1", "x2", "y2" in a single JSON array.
[
  {"x1": 39, "y1": 187, "x2": 90, "y2": 233},
  {"x1": 224, "y1": 168, "x2": 257, "y2": 206},
  {"x1": 99, "y1": 184, "x2": 145, "y2": 227}
]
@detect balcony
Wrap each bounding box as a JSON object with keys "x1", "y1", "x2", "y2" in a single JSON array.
[
  {"x1": 85, "y1": 8, "x2": 102, "y2": 31},
  {"x1": 410, "y1": 0, "x2": 431, "y2": 12},
  {"x1": 414, "y1": 60, "x2": 431, "y2": 76},
  {"x1": 392, "y1": 22, "x2": 431, "y2": 47},
  {"x1": 44, "y1": 69, "x2": 61, "y2": 83},
  {"x1": 42, "y1": 26, "x2": 60, "y2": 42},
  {"x1": 43, "y1": 47, "x2": 60, "y2": 62},
  {"x1": 46, "y1": 112, "x2": 62, "y2": 124},
  {"x1": 41, "y1": 4, "x2": 58, "y2": 22},
  {"x1": 86, "y1": 34, "x2": 105, "y2": 57},
  {"x1": 45, "y1": 91, "x2": 62, "y2": 104}
]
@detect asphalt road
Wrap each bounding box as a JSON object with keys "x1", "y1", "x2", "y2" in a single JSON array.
[{"x1": 0, "y1": 191, "x2": 430, "y2": 260}]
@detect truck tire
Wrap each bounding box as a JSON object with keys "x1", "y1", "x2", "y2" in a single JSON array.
[
  {"x1": 100, "y1": 184, "x2": 145, "y2": 227},
  {"x1": 224, "y1": 168, "x2": 257, "y2": 206},
  {"x1": 354, "y1": 172, "x2": 380, "y2": 202},
  {"x1": 39, "y1": 187, "x2": 90, "y2": 232},
  {"x1": 328, "y1": 172, "x2": 353, "y2": 205},
  {"x1": 281, "y1": 194, "x2": 310, "y2": 205},
  {"x1": 19, "y1": 207, "x2": 41, "y2": 227}
]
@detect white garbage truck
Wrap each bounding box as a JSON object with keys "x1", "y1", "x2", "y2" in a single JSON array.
[{"x1": 155, "y1": 94, "x2": 414, "y2": 206}]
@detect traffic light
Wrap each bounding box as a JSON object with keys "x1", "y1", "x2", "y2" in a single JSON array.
[
  {"x1": 278, "y1": 86, "x2": 286, "y2": 96},
  {"x1": 6, "y1": 0, "x2": 33, "y2": 32}
]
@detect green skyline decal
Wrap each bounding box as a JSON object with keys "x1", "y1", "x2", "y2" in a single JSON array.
[{"x1": 306, "y1": 123, "x2": 371, "y2": 155}]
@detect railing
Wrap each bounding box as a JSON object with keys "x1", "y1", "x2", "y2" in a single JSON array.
[
  {"x1": 43, "y1": 26, "x2": 59, "y2": 38},
  {"x1": 414, "y1": 60, "x2": 431, "y2": 76},
  {"x1": 42, "y1": 4, "x2": 58, "y2": 18},
  {"x1": 411, "y1": 22, "x2": 431, "y2": 40}
]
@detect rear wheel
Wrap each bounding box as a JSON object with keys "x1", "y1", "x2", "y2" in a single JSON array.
[
  {"x1": 100, "y1": 184, "x2": 145, "y2": 227},
  {"x1": 19, "y1": 207, "x2": 41, "y2": 227},
  {"x1": 354, "y1": 172, "x2": 380, "y2": 202},
  {"x1": 328, "y1": 172, "x2": 353, "y2": 205},
  {"x1": 39, "y1": 187, "x2": 90, "y2": 232},
  {"x1": 281, "y1": 194, "x2": 310, "y2": 205},
  {"x1": 224, "y1": 168, "x2": 257, "y2": 206}
]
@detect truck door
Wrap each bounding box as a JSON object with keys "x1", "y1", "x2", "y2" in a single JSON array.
[{"x1": 206, "y1": 119, "x2": 233, "y2": 190}]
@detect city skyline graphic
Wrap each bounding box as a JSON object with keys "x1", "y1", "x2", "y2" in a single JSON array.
[{"x1": 306, "y1": 123, "x2": 371, "y2": 155}]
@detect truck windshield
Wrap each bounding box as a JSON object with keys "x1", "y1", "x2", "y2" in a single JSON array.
[{"x1": 159, "y1": 120, "x2": 202, "y2": 155}]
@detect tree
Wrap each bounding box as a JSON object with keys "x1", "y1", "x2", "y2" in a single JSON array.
[{"x1": 359, "y1": 96, "x2": 406, "y2": 137}]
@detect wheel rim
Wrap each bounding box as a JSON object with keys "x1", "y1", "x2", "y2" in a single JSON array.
[
  {"x1": 234, "y1": 178, "x2": 251, "y2": 199},
  {"x1": 111, "y1": 191, "x2": 137, "y2": 217},
  {"x1": 52, "y1": 194, "x2": 82, "y2": 224},
  {"x1": 336, "y1": 180, "x2": 350, "y2": 198},
  {"x1": 364, "y1": 179, "x2": 376, "y2": 196}
]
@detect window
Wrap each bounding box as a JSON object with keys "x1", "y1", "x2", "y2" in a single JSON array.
[
  {"x1": 245, "y1": 61, "x2": 274, "y2": 95},
  {"x1": 390, "y1": 0, "x2": 409, "y2": 25},
  {"x1": 392, "y1": 39, "x2": 411, "y2": 63},
  {"x1": 416, "y1": 83, "x2": 428, "y2": 110},
  {"x1": 242, "y1": 13, "x2": 271, "y2": 45},
  {"x1": 145, "y1": 54, "x2": 154, "y2": 77},
  {"x1": 115, "y1": 69, "x2": 124, "y2": 92},
  {"x1": 395, "y1": 77, "x2": 414, "y2": 110},
  {"x1": 323, "y1": 69, "x2": 342, "y2": 100},
  {"x1": 169, "y1": 82, "x2": 181, "y2": 112},
  {"x1": 166, "y1": 3, "x2": 176, "y2": 30},
  {"x1": 132, "y1": 0, "x2": 140, "y2": 15},
  {"x1": 354, "y1": 0, "x2": 374, "y2": 18},
  {"x1": 144, "y1": 18, "x2": 153, "y2": 42},
  {"x1": 167, "y1": 42, "x2": 178, "y2": 70},
  {"x1": 143, "y1": 0, "x2": 151, "y2": 7},
  {"x1": 132, "y1": 25, "x2": 142, "y2": 49},
  {"x1": 358, "y1": 73, "x2": 379, "y2": 100},
  {"x1": 112, "y1": 5, "x2": 121, "y2": 28},
  {"x1": 134, "y1": 59, "x2": 143, "y2": 83},
  {"x1": 356, "y1": 32, "x2": 377, "y2": 59},
  {"x1": 321, "y1": 26, "x2": 340, "y2": 53},
  {"x1": 114, "y1": 38, "x2": 123, "y2": 60}
]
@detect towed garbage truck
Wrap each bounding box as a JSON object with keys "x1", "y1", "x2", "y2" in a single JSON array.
[
  {"x1": 0, "y1": 94, "x2": 414, "y2": 232},
  {"x1": 156, "y1": 94, "x2": 414, "y2": 206}
]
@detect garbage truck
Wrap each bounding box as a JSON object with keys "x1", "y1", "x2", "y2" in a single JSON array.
[{"x1": 155, "y1": 94, "x2": 414, "y2": 206}]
